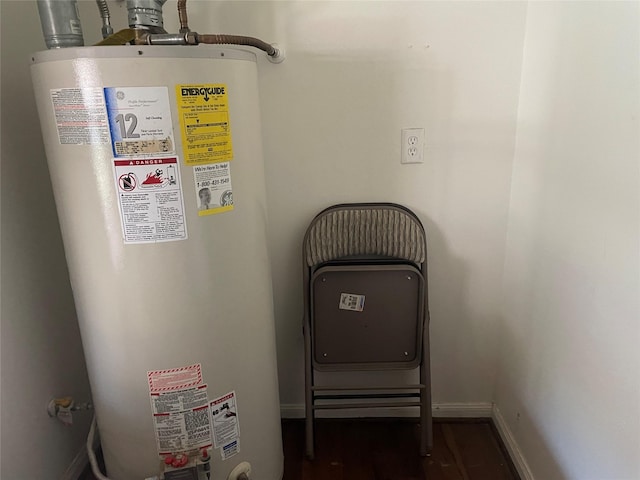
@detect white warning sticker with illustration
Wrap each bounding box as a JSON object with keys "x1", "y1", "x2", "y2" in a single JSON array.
[
  {"x1": 114, "y1": 157, "x2": 187, "y2": 244},
  {"x1": 339, "y1": 293, "x2": 366, "y2": 312},
  {"x1": 105, "y1": 86, "x2": 175, "y2": 158},
  {"x1": 210, "y1": 391, "x2": 240, "y2": 451},
  {"x1": 194, "y1": 163, "x2": 234, "y2": 216},
  {"x1": 150, "y1": 384, "x2": 213, "y2": 454},
  {"x1": 50, "y1": 88, "x2": 110, "y2": 145}
]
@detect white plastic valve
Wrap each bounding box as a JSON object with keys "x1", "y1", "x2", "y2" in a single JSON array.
[{"x1": 227, "y1": 461, "x2": 251, "y2": 480}]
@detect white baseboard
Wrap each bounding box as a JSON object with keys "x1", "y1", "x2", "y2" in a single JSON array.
[
  {"x1": 492, "y1": 405, "x2": 534, "y2": 480},
  {"x1": 280, "y1": 402, "x2": 493, "y2": 419},
  {"x1": 433, "y1": 402, "x2": 493, "y2": 418}
]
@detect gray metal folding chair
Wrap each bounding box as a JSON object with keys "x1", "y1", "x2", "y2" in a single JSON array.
[{"x1": 302, "y1": 203, "x2": 432, "y2": 459}]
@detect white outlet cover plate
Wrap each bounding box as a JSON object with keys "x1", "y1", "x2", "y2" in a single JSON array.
[{"x1": 401, "y1": 128, "x2": 425, "y2": 164}]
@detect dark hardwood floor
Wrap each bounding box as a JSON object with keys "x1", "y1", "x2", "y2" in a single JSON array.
[
  {"x1": 84, "y1": 418, "x2": 518, "y2": 480},
  {"x1": 283, "y1": 419, "x2": 519, "y2": 480}
]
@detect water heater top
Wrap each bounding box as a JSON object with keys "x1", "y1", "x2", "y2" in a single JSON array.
[{"x1": 31, "y1": 44, "x2": 257, "y2": 65}]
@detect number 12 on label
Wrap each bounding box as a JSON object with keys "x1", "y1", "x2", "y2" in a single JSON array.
[{"x1": 115, "y1": 113, "x2": 140, "y2": 139}]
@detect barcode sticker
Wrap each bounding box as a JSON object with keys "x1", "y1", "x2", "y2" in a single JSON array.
[{"x1": 339, "y1": 293, "x2": 365, "y2": 312}]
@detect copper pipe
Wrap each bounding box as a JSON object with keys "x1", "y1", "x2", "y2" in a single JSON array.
[{"x1": 177, "y1": 0, "x2": 189, "y2": 33}]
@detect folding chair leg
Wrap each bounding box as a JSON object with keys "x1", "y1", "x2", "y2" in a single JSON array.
[
  {"x1": 305, "y1": 408, "x2": 314, "y2": 460},
  {"x1": 304, "y1": 322, "x2": 315, "y2": 459},
  {"x1": 420, "y1": 325, "x2": 433, "y2": 456},
  {"x1": 419, "y1": 382, "x2": 433, "y2": 456}
]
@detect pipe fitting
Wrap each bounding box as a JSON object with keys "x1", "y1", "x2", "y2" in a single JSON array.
[
  {"x1": 95, "y1": 0, "x2": 114, "y2": 39},
  {"x1": 139, "y1": 32, "x2": 198, "y2": 45},
  {"x1": 126, "y1": 0, "x2": 167, "y2": 31},
  {"x1": 267, "y1": 43, "x2": 286, "y2": 64}
]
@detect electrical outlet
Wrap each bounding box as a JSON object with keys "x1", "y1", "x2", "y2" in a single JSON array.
[{"x1": 401, "y1": 128, "x2": 425, "y2": 164}]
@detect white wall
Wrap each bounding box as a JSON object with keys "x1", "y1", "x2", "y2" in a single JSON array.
[
  {"x1": 195, "y1": 0, "x2": 527, "y2": 409},
  {"x1": 496, "y1": 2, "x2": 640, "y2": 479},
  {"x1": 0, "y1": 1, "x2": 99, "y2": 478},
  {"x1": 4, "y1": 1, "x2": 639, "y2": 478}
]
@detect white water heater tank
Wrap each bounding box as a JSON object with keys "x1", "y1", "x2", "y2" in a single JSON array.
[{"x1": 30, "y1": 46, "x2": 283, "y2": 480}]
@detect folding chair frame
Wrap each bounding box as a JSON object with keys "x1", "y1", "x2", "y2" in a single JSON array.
[{"x1": 302, "y1": 203, "x2": 432, "y2": 459}]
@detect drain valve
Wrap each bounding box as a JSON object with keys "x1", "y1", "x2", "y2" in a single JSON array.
[{"x1": 228, "y1": 461, "x2": 251, "y2": 480}]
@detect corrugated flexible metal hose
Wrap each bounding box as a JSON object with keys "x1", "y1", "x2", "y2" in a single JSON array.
[
  {"x1": 95, "y1": 0, "x2": 113, "y2": 38},
  {"x1": 196, "y1": 33, "x2": 277, "y2": 57}
]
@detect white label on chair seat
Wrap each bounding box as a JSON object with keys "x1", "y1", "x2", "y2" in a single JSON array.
[{"x1": 339, "y1": 293, "x2": 366, "y2": 312}]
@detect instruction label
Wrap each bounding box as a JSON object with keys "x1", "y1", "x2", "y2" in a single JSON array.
[
  {"x1": 50, "y1": 88, "x2": 110, "y2": 145},
  {"x1": 194, "y1": 163, "x2": 234, "y2": 216},
  {"x1": 339, "y1": 293, "x2": 366, "y2": 312},
  {"x1": 176, "y1": 84, "x2": 233, "y2": 165},
  {"x1": 210, "y1": 391, "x2": 240, "y2": 449},
  {"x1": 151, "y1": 385, "x2": 212, "y2": 453},
  {"x1": 148, "y1": 364, "x2": 203, "y2": 393},
  {"x1": 114, "y1": 157, "x2": 187, "y2": 244},
  {"x1": 151, "y1": 385, "x2": 210, "y2": 414},
  {"x1": 221, "y1": 439, "x2": 240, "y2": 460},
  {"x1": 105, "y1": 86, "x2": 175, "y2": 158}
]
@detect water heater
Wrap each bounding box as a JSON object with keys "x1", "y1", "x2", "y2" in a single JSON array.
[{"x1": 31, "y1": 45, "x2": 283, "y2": 480}]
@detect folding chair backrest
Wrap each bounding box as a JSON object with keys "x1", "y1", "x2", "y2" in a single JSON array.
[{"x1": 303, "y1": 203, "x2": 426, "y2": 268}]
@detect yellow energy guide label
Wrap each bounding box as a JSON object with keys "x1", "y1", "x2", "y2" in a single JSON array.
[{"x1": 176, "y1": 84, "x2": 233, "y2": 165}]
